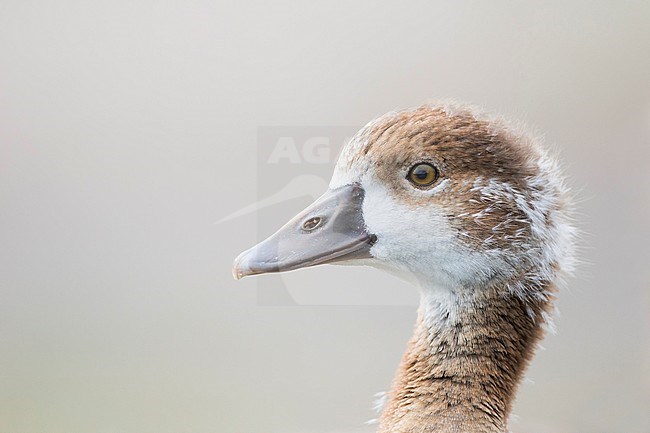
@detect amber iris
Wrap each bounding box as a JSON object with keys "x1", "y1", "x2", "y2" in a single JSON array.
[{"x1": 407, "y1": 163, "x2": 438, "y2": 187}]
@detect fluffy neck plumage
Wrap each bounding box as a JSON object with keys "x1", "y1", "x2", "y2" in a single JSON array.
[{"x1": 378, "y1": 276, "x2": 554, "y2": 433}]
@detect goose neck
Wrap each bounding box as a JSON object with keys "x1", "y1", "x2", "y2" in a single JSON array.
[{"x1": 378, "y1": 281, "x2": 553, "y2": 433}]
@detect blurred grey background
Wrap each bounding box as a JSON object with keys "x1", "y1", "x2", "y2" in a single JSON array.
[{"x1": 1, "y1": 1, "x2": 649, "y2": 433}]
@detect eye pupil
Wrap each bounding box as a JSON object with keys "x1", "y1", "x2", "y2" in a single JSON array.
[{"x1": 415, "y1": 169, "x2": 428, "y2": 179}]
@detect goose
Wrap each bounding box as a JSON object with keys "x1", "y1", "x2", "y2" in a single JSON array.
[{"x1": 232, "y1": 103, "x2": 575, "y2": 433}]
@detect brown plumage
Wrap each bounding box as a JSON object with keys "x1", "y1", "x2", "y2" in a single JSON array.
[{"x1": 378, "y1": 280, "x2": 555, "y2": 433}]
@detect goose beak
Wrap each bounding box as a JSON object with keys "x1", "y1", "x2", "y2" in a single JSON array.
[{"x1": 232, "y1": 184, "x2": 376, "y2": 280}]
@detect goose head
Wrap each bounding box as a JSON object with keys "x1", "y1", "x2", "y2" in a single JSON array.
[{"x1": 233, "y1": 104, "x2": 573, "y2": 295}]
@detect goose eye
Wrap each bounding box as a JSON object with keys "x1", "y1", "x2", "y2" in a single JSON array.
[{"x1": 407, "y1": 163, "x2": 438, "y2": 187}]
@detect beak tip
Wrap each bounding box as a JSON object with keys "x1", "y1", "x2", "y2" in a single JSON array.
[
  {"x1": 233, "y1": 248, "x2": 259, "y2": 280},
  {"x1": 232, "y1": 251, "x2": 249, "y2": 281}
]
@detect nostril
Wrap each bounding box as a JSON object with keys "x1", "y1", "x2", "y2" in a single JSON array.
[{"x1": 302, "y1": 216, "x2": 322, "y2": 231}]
